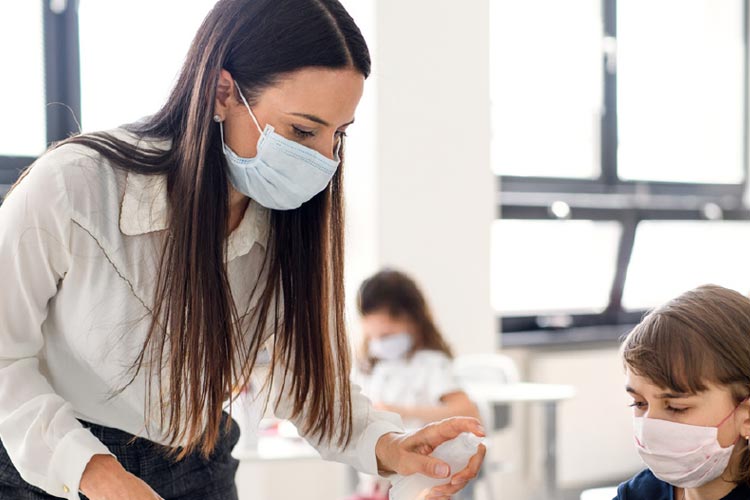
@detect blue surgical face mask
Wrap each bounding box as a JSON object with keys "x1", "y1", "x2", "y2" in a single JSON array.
[{"x1": 220, "y1": 81, "x2": 341, "y2": 210}]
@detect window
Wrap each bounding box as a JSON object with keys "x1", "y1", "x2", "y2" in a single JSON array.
[
  {"x1": 492, "y1": 0, "x2": 750, "y2": 342},
  {"x1": 491, "y1": 220, "x2": 621, "y2": 316},
  {"x1": 78, "y1": 0, "x2": 218, "y2": 131},
  {"x1": 0, "y1": 0, "x2": 47, "y2": 197},
  {"x1": 490, "y1": 0, "x2": 603, "y2": 179},
  {"x1": 617, "y1": 0, "x2": 746, "y2": 184},
  {"x1": 0, "y1": 1, "x2": 219, "y2": 200},
  {"x1": 0, "y1": 1, "x2": 46, "y2": 158},
  {"x1": 623, "y1": 221, "x2": 750, "y2": 310}
]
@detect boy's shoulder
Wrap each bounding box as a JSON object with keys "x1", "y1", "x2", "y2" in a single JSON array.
[
  {"x1": 616, "y1": 469, "x2": 671, "y2": 500},
  {"x1": 725, "y1": 481, "x2": 750, "y2": 499}
]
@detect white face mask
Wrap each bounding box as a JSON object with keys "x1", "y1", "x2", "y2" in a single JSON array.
[
  {"x1": 220, "y1": 81, "x2": 341, "y2": 210},
  {"x1": 368, "y1": 332, "x2": 414, "y2": 361},
  {"x1": 633, "y1": 400, "x2": 745, "y2": 488}
]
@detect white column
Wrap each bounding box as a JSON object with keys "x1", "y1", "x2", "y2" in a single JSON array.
[{"x1": 369, "y1": 0, "x2": 495, "y2": 354}]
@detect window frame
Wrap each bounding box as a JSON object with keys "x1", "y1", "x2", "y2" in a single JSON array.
[
  {"x1": 497, "y1": 0, "x2": 750, "y2": 343},
  {"x1": 0, "y1": 1, "x2": 81, "y2": 199}
]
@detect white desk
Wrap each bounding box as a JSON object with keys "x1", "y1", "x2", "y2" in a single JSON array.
[
  {"x1": 232, "y1": 418, "x2": 320, "y2": 462},
  {"x1": 462, "y1": 382, "x2": 576, "y2": 500},
  {"x1": 232, "y1": 432, "x2": 359, "y2": 496},
  {"x1": 233, "y1": 383, "x2": 575, "y2": 499},
  {"x1": 232, "y1": 434, "x2": 319, "y2": 462}
]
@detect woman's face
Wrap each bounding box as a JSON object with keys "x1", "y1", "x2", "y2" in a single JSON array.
[
  {"x1": 218, "y1": 66, "x2": 364, "y2": 160},
  {"x1": 625, "y1": 367, "x2": 750, "y2": 448},
  {"x1": 361, "y1": 310, "x2": 416, "y2": 342}
]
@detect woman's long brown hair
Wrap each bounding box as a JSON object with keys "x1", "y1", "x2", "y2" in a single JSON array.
[{"x1": 10, "y1": 0, "x2": 369, "y2": 460}]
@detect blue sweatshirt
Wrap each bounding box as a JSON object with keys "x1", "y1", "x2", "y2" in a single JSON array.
[{"x1": 616, "y1": 469, "x2": 750, "y2": 500}]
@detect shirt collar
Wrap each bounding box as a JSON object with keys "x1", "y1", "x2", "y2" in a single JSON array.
[{"x1": 119, "y1": 171, "x2": 270, "y2": 261}]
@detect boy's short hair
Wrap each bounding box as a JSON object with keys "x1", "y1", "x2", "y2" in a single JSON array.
[
  {"x1": 622, "y1": 284, "x2": 750, "y2": 486},
  {"x1": 622, "y1": 284, "x2": 750, "y2": 399}
]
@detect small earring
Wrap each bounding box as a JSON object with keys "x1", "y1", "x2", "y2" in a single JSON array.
[{"x1": 213, "y1": 115, "x2": 223, "y2": 123}]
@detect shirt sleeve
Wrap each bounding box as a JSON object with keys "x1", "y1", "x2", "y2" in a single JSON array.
[
  {"x1": 350, "y1": 366, "x2": 371, "y2": 399},
  {"x1": 423, "y1": 352, "x2": 463, "y2": 403},
  {"x1": 0, "y1": 153, "x2": 114, "y2": 499},
  {"x1": 265, "y1": 329, "x2": 404, "y2": 475}
]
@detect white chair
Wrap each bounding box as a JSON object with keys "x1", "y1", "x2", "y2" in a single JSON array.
[
  {"x1": 453, "y1": 353, "x2": 520, "y2": 430},
  {"x1": 580, "y1": 486, "x2": 618, "y2": 500},
  {"x1": 452, "y1": 353, "x2": 521, "y2": 500}
]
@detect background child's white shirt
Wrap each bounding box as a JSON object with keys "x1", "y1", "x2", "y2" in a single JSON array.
[{"x1": 354, "y1": 349, "x2": 462, "y2": 430}]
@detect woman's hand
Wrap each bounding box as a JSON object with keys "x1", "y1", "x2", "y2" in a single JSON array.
[
  {"x1": 375, "y1": 417, "x2": 486, "y2": 500},
  {"x1": 79, "y1": 454, "x2": 164, "y2": 500}
]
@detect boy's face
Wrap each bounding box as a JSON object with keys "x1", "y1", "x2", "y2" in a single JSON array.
[{"x1": 625, "y1": 367, "x2": 750, "y2": 448}]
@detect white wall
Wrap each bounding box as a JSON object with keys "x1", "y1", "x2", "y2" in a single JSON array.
[
  {"x1": 341, "y1": 0, "x2": 380, "y2": 342},
  {"x1": 522, "y1": 348, "x2": 644, "y2": 487},
  {"x1": 345, "y1": 0, "x2": 496, "y2": 356}
]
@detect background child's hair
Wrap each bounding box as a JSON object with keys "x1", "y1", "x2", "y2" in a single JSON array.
[
  {"x1": 621, "y1": 284, "x2": 750, "y2": 485},
  {"x1": 357, "y1": 268, "x2": 453, "y2": 372}
]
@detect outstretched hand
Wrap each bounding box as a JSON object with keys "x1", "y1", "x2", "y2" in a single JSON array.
[{"x1": 374, "y1": 417, "x2": 486, "y2": 500}]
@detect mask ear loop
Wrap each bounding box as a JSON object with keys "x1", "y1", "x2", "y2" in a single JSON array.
[
  {"x1": 233, "y1": 80, "x2": 264, "y2": 134},
  {"x1": 717, "y1": 395, "x2": 750, "y2": 428},
  {"x1": 333, "y1": 135, "x2": 343, "y2": 163}
]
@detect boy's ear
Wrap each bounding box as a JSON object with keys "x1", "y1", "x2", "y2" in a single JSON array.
[{"x1": 740, "y1": 399, "x2": 750, "y2": 439}]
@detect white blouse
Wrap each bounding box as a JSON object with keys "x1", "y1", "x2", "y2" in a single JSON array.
[
  {"x1": 0, "y1": 129, "x2": 402, "y2": 499},
  {"x1": 353, "y1": 350, "x2": 462, "y2": 430}
]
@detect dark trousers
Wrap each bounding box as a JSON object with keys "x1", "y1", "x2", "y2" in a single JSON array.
[{"x1": 0, "y1": 412, "x2": 241, "y2": 500}]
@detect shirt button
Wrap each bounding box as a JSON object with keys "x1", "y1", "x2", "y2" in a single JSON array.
[{"x1": 63, "y1": 484, "x2": 70, "y2": 493}]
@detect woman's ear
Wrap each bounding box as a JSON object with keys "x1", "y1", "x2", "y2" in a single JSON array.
[{"x1": 214, "y1": 69, "x2": 235, "y2": 120}]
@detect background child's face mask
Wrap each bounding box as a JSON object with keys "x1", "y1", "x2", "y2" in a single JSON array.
[{"x1": 368, "y1": 332, "x2": 414, "y2": 361}]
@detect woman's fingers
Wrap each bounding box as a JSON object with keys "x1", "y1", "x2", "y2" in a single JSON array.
[
  {"x1": 426, "y1": 444, "x2": 487, "y2": 497},
  {"x1": 449, "y1": 443, "x2": 486, "y2": 484},
  {"x1": 377, "y1": 417, "x2": 486, "y2": 482},
  {"x1": 401, "y1": 417, "x2": 484, "y2": 450},
  {"x1": 396, "y1": 451, "x2": 452, "y2": 479}
]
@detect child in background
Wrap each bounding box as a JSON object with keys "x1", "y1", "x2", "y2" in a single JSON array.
[
  {"x1": 353, "y1": 269, "x2": 479, "y2": 428},
  {"x1": 350, "y1": 269, "x2": 479, "y2": 500},
  {"x1": 619, "y1": 284, "x2": 750, "y2": 500}
]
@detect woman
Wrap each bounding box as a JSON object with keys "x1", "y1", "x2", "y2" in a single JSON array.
[{"x1": 0, "y1": 1, "x2": 484, "y2": 499}]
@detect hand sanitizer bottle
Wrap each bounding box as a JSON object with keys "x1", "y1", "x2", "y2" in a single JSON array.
[{"x1": 389, "y1": 432, "x2": 483, "y2": 500}]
